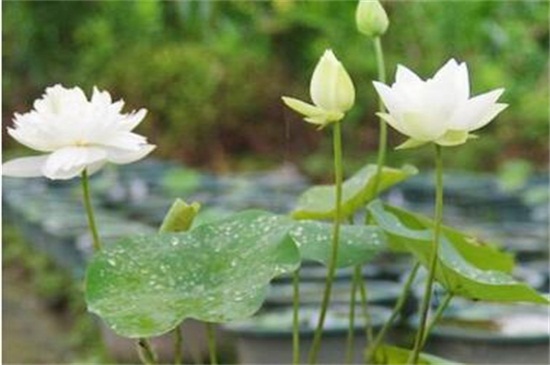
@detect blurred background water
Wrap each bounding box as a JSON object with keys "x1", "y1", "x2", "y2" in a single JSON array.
[{"x1": 3, "y1": 158, "x2": 548, "y2": 363}]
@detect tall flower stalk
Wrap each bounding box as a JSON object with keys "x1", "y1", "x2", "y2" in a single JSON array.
[
  {"x1": 345, "y1": 1, "x2": 390, "y2": 359},
  {"x1": 292, "y1": 269, "x2": 301, "y2": 365},
  {"x1": 81, "y1": 169, "x2": 102, "y2": 252},
  {"x1": 307, "y1": 121, "x2": 345, "y2": 364},
  {"x1": 409, "y1": 145, "x2": 444, "y2": 364},
  {"x1": 358, "y1": 29, "x2": 387, "y2": 350},
  {"x1": 421, "y1": 292, "x2": 454, "y2": 348},
  {"x1": 283, "y1": 49, "x2": 355, "y2": 364},
  {"x1": 371, "y1": 35, "x2": 388, "y2": 194},
  {"x1": 366, "y1": 262, "x2": 421, "y2": 362},
  {"x1": 357, "y1": 0, "x2": 391, "y2": 194},
  {"x1": 206, "y1": 323, "x2": 218, "y2": 365},
  {"x1": 173, "y1": 326, "x2": 183, "y2": 365},
  {"x1": 137, "y1": 338, "x2": 158, "y2": 365},
  {"x1": 344, "y1": 264, "x2": 360, "y2": 364}
]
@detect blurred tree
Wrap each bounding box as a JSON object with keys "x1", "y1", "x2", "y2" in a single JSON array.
[{"x1": 3, "y1": 0, "x2": 548, "y2": 175}]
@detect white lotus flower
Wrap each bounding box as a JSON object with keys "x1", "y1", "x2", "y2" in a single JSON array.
[
  {"x1": 2, "y1": 84, "x2": 155, "y2": 180},
  {"x1": 282, "y1": 49, "x2": 355, "y2": 129},
  {"x1": 373, "y1": 59, "x2": 507, "y2": 149}
]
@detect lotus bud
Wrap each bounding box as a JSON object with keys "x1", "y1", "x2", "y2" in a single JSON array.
[
  {"x1": 282, "y1": 49, "x2": 355, "y2": 129},
  {"x1": 356, "y1": 0, "x2": 389, "y2": 37}
]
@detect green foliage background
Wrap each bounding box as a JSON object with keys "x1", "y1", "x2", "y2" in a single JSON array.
[{"x1": 3, "y1": 0, "x2": 548, "y2": 177}]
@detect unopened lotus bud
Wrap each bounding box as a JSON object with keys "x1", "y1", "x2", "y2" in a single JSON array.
[
  {"x1": 282, "y1": 49, "x2": 355, "y2": 129},
  {"x1": 356, "y1": 0, "x2": 389, "y2": 37}
]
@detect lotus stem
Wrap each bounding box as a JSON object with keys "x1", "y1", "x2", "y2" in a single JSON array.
[
  {"x1": 360, "y1": 34, "x2": 388, "y2": 358},
  {"x1": 345, "y1": 265, "x2": 361, "y2": 364},
  {"x1": 371, "y1": 36, "x2": 388, "y2": 195},
  {"x1": 409, "y1": 145, "x2": 444, "y2": 364},
  {"x1": 80, "y1": 169, "x2": 102, "y2": 251},
  {"x1": 293, "y1": 268, "x2": 301, "y2": 365},
  {"x1": 137, "y1": 338, "x2": 157, "y2": 365},
  {"x1": 206, "y1": 323, "x2": 218, "y2": 365},
  {"x1": 307, "y1": 121, "x2": 344, "y2": 364},
  {"x1": 358, "y1": 272, "x2": 373, "y2": 344},
  {"x1": 174, "y1": 325, "x2": 183, "y2": 365},
  {"x1": 421, "y1": 292, "x2": 454, "y2": 348},
  {"x1": 366, "y1": 261, "x2": 420, "y2": 362}
]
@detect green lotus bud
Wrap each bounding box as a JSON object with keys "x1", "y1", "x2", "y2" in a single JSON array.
[
  {"x1": 282, "y1": 49, "x2": 355, "y2": 129},
  {"x1": 356, "y1": 0, "x2": 389, "y2": 37}
]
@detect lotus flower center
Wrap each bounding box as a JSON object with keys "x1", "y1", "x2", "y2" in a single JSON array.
[{"x1": 74, "y1": 140, "x2": 90, "y2": 147}]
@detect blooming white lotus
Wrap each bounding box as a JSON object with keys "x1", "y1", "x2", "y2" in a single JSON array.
[
  {"x1": 373, "y1": 59, "x2": 507, "y2": 149},
  {"x1": 2, "y1": 85, "x2": 155, "y2": 180},
  {"x1": 282, "y1": 49, "x2": 355, "y2": 129}
]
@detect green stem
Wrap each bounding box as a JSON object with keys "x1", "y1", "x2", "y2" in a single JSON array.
[
  {"x1": 345, "y1": 265, "x2": 361, "y2": 364},
  {"x1": 374, "y1": 37, "x2": 387, "y2": 85},
  {"x1": 358, "y1": 273, "x2": 373, "y2": 344},
  {"x1": 358, "y1": 35, "x2": 388, "y2": 357},
  {"x1": 409, "y1": 145, "x2": 444, "y2": 364},
  {"x1": 137, "y1": 338, "x2": 157, "y2": 365},
  {"x1": 206, "y1": 323, "x2": 218, "y2": 365},
  {"x1": 80, "y1": 169, "x2": 102, "y2": 252},
  {"x1": 307, "y1": 121, "x2": 345, "y2": 365},
  {"x1": 371, "y1": 36, "x2": 388, "y2": 196},
  {"x1": 421, "y1": 292, "x2": 453, "y2": 348},
  {"x1": 292, "y1": 269, "x2": 301, "y2": 365},
  {"x1": 366, "y1": 261, "x2": 420, "y2": 362},
  {"x1": 174, "y1": 325, "x2": 183, "y2": 365}
]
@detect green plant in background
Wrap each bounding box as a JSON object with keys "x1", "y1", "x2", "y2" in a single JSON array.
[
  {"x1": 497, "y1": 158, "x2": 534, "y2": 192},
  {"x1": 2, "y1": 1, "x2": 549, "y2": 365},
  {"x1": 3, "y1": 1, "x2": 547, "y2": 173}
]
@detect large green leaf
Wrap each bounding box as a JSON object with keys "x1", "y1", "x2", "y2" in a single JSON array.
[
  {"x1": 373, "y1": 345, "x2": 461, "y2": 365},
  {"x1": 367, "y1": 201, "x2": 548, "y2": 304},
  {"x1": 290, "y1": 221, "x2": 386, "y2": 268},
  {"x1": 292, "y1": 164, "x2": 417, "y2": 220},
  {"x1": 383, "y1": 205, "x2": 514, "y2": 273},
  {"x1": 85, "y1": 210, "x2": 300, "y2": 338}
]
